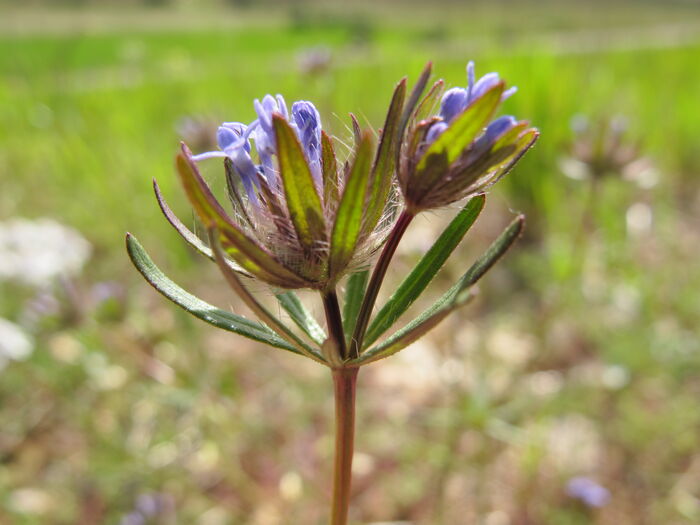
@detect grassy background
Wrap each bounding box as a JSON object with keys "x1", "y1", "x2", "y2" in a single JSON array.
[{"x1": 1, "y1": 1, "x2": 700, "y2": 524}]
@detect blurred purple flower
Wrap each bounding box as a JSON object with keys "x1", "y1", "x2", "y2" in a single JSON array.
[{"x1": 566, "y1": 476, "x2": 610, "y2": 508}]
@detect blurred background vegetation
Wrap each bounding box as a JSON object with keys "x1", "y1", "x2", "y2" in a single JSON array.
[{"x1": 1, "y1": 0, "x2": 700, "y2": 524}]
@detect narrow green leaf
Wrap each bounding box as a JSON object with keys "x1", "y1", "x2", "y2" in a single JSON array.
[
  {"x1": 275, "y1": 291, "x2": 327, "y2": 345},
  {"x1": 153, "y1": 179, "x2": 252, "y2": 277},
  {"x1": 343, "y1": 269, "x2": 369, "y2": 344},
  {"x1": 329, "y1": 131, "x2": 375, "y2": 277},
  {"x1": 355, "y1": 291, "x2": 475, "y2": 365},
  {"x1": 273, "y1": 116, "x2": 326, "y2": 252},
  {"x1": 321, "y1": 131, "x2": 339, "y2": 208},
  {"x1": 176, "y1": 144, "x2": 308, "y2": 288},
  {"x1": 354, "y1": 215, "x2": 524, "y2": 364},
  {"x1": 364, "y1": 194, "x2": 486, "y2": 346},
  {"x1": 126, "y1": 233, "x2": 298, "y2": 353},
  {"x1": 208, "y1": 229, "x2": 327, "y2": 365},
  {"x1": 363, "y1": 78, "x2": 407, "y2": 235}
]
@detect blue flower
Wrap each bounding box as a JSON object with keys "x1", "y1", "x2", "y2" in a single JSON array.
[
  {"x1": 438, "y1": 61, "x2": 517, "y2": 128},
  {"x1": 193, "y1": 94, "x2": 324, "y2": 203},
  {"x1": 291, "y1": 100, "x2": 323, "y2": 183}
]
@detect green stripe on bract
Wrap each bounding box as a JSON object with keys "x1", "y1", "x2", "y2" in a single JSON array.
[
  {"x1": 321, "y1": 131, "x2": 339, "y2": 209},
  {"x1": 330, "y1": 131, "x2": 375, "y2": 279},
  {"x1": 362, "y1": 78, "x2": 406, "y2": 237},
  {"x1": 175, "y1": 145, "x2": 308, "y2": 288},
  {"x1": 273, "y1": 116, "x2": 327, "y2": 253},
  {"x1": 363, "y1": 194, "x2": 485, "y2": 347}
]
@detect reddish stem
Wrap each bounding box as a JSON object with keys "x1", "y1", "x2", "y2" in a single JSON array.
[{"x1": 330, "y1": 367, "x2": 359, "y2": 525}]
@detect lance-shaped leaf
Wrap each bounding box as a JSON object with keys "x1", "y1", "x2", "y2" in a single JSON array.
[
  {"x1": 363, "y1": 194, "x2": 485, "y2": 346},
  {"x1": 349, "y1": 113, "x2": 362, "y2": 147},
  {"x1": 355, "y1": 290, "x2": 475, "y2": 365},
  {"x1": 363, "y1": 78, "x2": 407, "y2": 235},
  {"x1": 329, "y1": 131, "x2": 374, "y2": 278},
  {"x1": 343, "y1": 269, "x2": 369, "y2": 344},
  {"x1": 275, "y1": 291, "x2": 326, "y2": 346},
  {"x1": 153, "y1": 179, "x2": 252, "y2": 277},
  {"x1": 175, "y1": 144, "x2": 308, "y2": 288},
  {"x1": 273, "y1": 115, "x2": 326, "y2": 253},
  {"x1": 126, "y1": 233, "x2": 298, "y2": 354},
  {"x1": 208, "y1": 229, "x2": 327, "y2": 365},
  {"x1": 354, "y1": 214, "x2": 524, "y2": 364},
  {"x1": 397, "y1": 62, "x2": 433, "y2": 150},
  {"x1": 412, "y1": 83, "x2": 505, "y2": 196},
  {"x1": 321, "y1": 131, "x2": 339, "y2": 208}
]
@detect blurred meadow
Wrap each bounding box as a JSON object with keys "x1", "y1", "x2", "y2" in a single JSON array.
[{"x1": 2, "y1": 0, "x2": 700, "y2": 523}]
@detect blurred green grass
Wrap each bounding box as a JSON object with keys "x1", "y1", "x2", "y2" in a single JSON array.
[{"x1": 1, "y1": 2, "x2": 700, "y2": 524}]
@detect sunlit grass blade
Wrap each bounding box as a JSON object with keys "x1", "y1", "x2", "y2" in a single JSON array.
[
  {"x1": 176, "y1": 144, "x2": 308, "y2": 288},
  {"x1": 208, "y1": 229, "x2": 326, "y2": 364},
  {"x1": 125, "y1": 233, "x2": 298, "y2": 354},
  {"x1": 355, "y1": 214, "x2": 524, "y2": 363},
  {"x1": 329, "y1": 131, "x2": 375, "y2": 278},
  {"x1": 362, "y1": 78, "x2": 407, "y2": 235},
  {"x1": 273, "y1": 115, "x2": 327, "y2": 253},
  {"x1": 275, "y1": 291, "x2": 327, "y2": 346},
  {"x1": 363, "y1": 194, "x2": 486, "y2": 346},
  {"x1": 342, "y1": 269, "x2": 369, "y2": 344}
]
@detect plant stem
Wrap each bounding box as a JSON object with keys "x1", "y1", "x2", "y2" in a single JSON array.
[
  {"x1": 349, "y1": 210, "x2": 414, "y2": 357},
  {"x1": 323, "y1": 288, "x2": 347, "y2": 363},
  {"x1": 330, "y1": 367, "x2": 359, "y2": 525}
]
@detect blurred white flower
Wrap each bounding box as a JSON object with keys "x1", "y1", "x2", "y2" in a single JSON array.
[
  {"x1": 0, "y1": 318, "x2": 34, "y2": 370},
  {"x1": 0, "y1": 218, "x2": 91, "y2": 287}
]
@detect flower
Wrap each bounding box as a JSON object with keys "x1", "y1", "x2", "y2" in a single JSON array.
[
  {"x1": 566, "y1": 476, "x2": 611, "y2": 508},
  {"x1": 162, "y1": 94, "x2": 399, "y2": 290},
  {"x1": 0, "y1": 218, "x2": 91, "y2": 288},
  {"x1": 399, "y1": 61, "x2": 538, "y2": 212},
  {"x1": 0, "y1": 318, "x2": 34, "y2": 371}
]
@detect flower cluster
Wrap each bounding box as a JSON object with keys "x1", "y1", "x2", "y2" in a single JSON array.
[
  {"x1": 167, "y1": 91, "x2": 397, "y2": 291},
  {"x1": 128, "y1": 60, "x2": 537, "y2": 367},
  {"x1": 399, "y1": 61, "x2": 538, "y2": 211}
]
